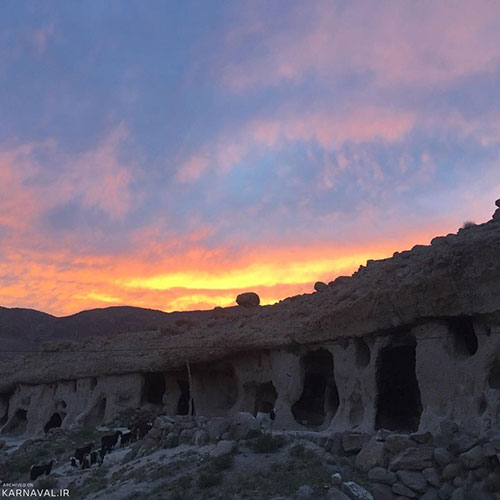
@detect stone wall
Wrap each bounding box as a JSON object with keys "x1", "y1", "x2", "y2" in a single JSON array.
[{"x1": 3, "y1": 314, "x2": 500, "y2": 439}]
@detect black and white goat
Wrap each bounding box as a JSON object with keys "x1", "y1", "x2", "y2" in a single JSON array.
[{"x1": 30, "y1": 460, "x2": 55, "y2": 481}]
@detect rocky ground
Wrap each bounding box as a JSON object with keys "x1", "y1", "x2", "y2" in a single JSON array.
[{"x1": 1, "y1": 412, "x2": 500, "y2": 499}]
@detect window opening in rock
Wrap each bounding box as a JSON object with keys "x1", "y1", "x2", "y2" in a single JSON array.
[
  {"x1": 254, "y1": 381, "x2": 277, "y2": 415},
  {"x1": 449, "y1": 316, "x2": 478, "y2": 357},
  {"x1": 355, "y1": 338, "x2": 371, "y2": 368},
  {"x1": 44, "y1": 412, "x2": 63, "y2": 433}
]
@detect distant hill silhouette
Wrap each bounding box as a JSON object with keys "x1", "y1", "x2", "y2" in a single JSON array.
[{"x1": 0, "y1": 305, "x2": 200, "y2": 359}]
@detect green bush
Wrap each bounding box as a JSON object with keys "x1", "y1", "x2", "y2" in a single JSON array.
[
  {"x1": 248, "y1": 434, "x2": 285, "y2": 453},
  {"x1": 176, "y1": 475, "x2": 192, "y2": 490},
  {"x1": 198, "y1": 470, "x2": 222, "y2": 488},
  {"x1": 211, "y1": 453, "x2": 234, "y2": 471}
]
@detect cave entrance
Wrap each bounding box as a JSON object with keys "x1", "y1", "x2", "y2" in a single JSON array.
[
  {"x1": 3, "y1": 409, "x2": 27, "y2": 435},
  {"x1": 83, "y1": 398, "x2": 107, "y2": 427},
  {"x1": 44, "y1": 412, "x2": 63, "y2": 433},
  {"x1": 176, "y1": 379, "x2": 194, "y2": 416},
  {"x1": 375, "y1": 344, "x2": 422, "y2": 432},
  {"x1": 292, "y1": 349, "x2": 339, "y2": 427},
  {"x1": 254, "y1": 381, "x2": 278, "y2": 415},
  {"x1": 142, "y1": 372, "x2": 166, "y2": 405},
  {"x1": 449, "y1": 316, "x2": 478, "y2": 358}
]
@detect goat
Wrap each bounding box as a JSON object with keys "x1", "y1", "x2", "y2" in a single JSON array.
[
  {"x1": 81, "y1": 453, "x2": 91, "y2": 470},
  {"x1": 101, "y1": 430, "x2": 122, "y2": 453},
  {"x1": 132, "y1": 420, "x2": 152, "y2": 440},
  {"x1": 89, "y1": 449, "x2": 104, "y2": 467},
  {"x1": 120, "y1": 431, "x2": 133, "y2": 447},
  {"x1": 30, "y1": 460, "x2": 55, "y2": 481},
  {"x1": 74, "y1": 443, "x2": 93, "y2": 465},
  {"x1": 69, "y1": 457, "x2": 78, "y2": 468}
]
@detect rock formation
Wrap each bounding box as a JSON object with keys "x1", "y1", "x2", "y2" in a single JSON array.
[
  {"x1": 236, "y1": 292, "x2": 260, "y2": 307},
  {"x1": 1, "y1": 201, "x2": 500, "y2": 442}
]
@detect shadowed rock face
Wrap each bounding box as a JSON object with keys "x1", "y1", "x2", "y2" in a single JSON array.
[{"x1": 1, "y1": 207, "x2": 500, "y2": 437}]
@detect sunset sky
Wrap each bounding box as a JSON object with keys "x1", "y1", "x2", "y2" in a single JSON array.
[{"x1": 1, "y1": 1, "x2": 499, "y2": 316}]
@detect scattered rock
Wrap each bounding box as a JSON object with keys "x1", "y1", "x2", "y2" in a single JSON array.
[
  {"x1": 236, "y1": 292, "x2": 260, "y2": 307},
  {"x1": 449, "y1": 434, "x2": 476, "y2": 454},
  {"x1": 420, "y1": 490, "x2": 440, "y2": 500},
  {"x1": 314, "y1": 281, "x2": 328, "y2": 292},
  {"x1": 367, "y1": 467, "x2": 396, "y2": 485},
  {"x1": 207, "y1": 417, "x2": 231, "y2": 442},
  {"x1": 438, "y1": 482, "x2": 453, "y2": 499},
  {"x1": 482, "y1": 442, "x2": 497, "y2": 457},
  {"x1": 389, "y1": 447, "x2": 433, "y2": 471},
  {"x1": 441, "y1": 462, "x2": 462, "y2": 481},
  {"x1": 411, "y1": 432, "x2": 432, "y2": 444},
  {"x1": 370, "y1": 483, "x2": 393, "y2": 500},
  {"x1": 433, "y1": 447, "x2": 454, "y2": 467},
  {"x1": 327, "y1": 487, "x2": 351, "y2": 500},
  {"x1": 422, "y1": 467, "x2": 441, "y2": 488},
  {"x1": 178, "y1": 428, "x2": 195, "y2": 444},
  {"x1": 209, "y1": 439, "x2": 235, "y2": 457},
  {"x1": 343, "y1": 433, "x2": 370, "y2": 453},
  {"x1": 450, "y1": 487, "x2": 466, "y2": 500},
  {"x1": 396, "y1": 470, "x2": 428, "y2": 492},
  {"x1": 342, "y1": 481, "x2": 374, "y2": 500},
  {"x1": 495, "y1": 199, "x2": 500, "y2": 208},
  {"x1": 385, "y1": 434, "x2": 414, "y2": 455},
  {"x1": 229, "y1": 412, "x2": 259, "y2": 440},
  {"x1": 355, "y1": 440, "x2": 387, "y2": 470},
  {"x1": 459, "y1": 444, "x2": 484, "y2": 469},
  {"x1": 296, "y1": 485, "x2": 314, "y2": 500},
  {"x1": 391, "y1": 482, "x2": 418, "y2": 498}
]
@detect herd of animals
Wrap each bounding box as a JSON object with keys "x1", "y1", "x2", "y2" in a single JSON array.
[{"x1": 29, "y1": 419, "x2": 153, "y2": 481}]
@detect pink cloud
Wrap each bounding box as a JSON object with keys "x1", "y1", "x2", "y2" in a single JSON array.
[
  {"x1": 220, "y1": 0, "x2": 500, "y2": 91},
  {"x1": 0, "y1": 124, "x2": 135, "y2": 242},
  {"x1": 58, "y1": 124, "x2": 134, "y2": 218},
  {"x1": 173, "y1": 106, "x2": 416, "y2": 182},
  {"x1": 175, "y1": 155, "x2": 209, "y2": 182}
]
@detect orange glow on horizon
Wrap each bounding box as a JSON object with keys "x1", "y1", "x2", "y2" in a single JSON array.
[{"x1": 0, "y1": 225, "x2": 449, "y2": 317}]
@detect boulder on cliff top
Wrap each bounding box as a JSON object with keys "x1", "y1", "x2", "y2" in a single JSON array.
[
  {"x1": 314, "y1": 281, "x2": 328, "y2": 292},
  {"x1": 236, "y1": 292, "x2": 260, "y2": 307}
]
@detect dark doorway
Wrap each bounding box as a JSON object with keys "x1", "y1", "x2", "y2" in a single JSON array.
[
  {"x1": 292, "y1": 350, "x2": 339, "y2": 427},
  {"x1": 142, "y1": 372, "x2": 166, "y2": 405},
  {"x1": 448, "y1": 316, "x2": 478, "y2": 357},
  {"x1": 375, "y1": 345, "x2": 422, "y2": 432},
  {"x1": 176, "y1": 379, "x2": 194, "y2": 415},
  {"x1": 44, "y1": 412, "x2": 63, "y2": 433},
  {"x1": 254, "y1": 381, "x2": 277, "y2": 415}
]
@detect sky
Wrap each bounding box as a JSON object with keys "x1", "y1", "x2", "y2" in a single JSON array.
[{"x1": 0, "y1": 0, "x2": 499, "y2": 316}]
